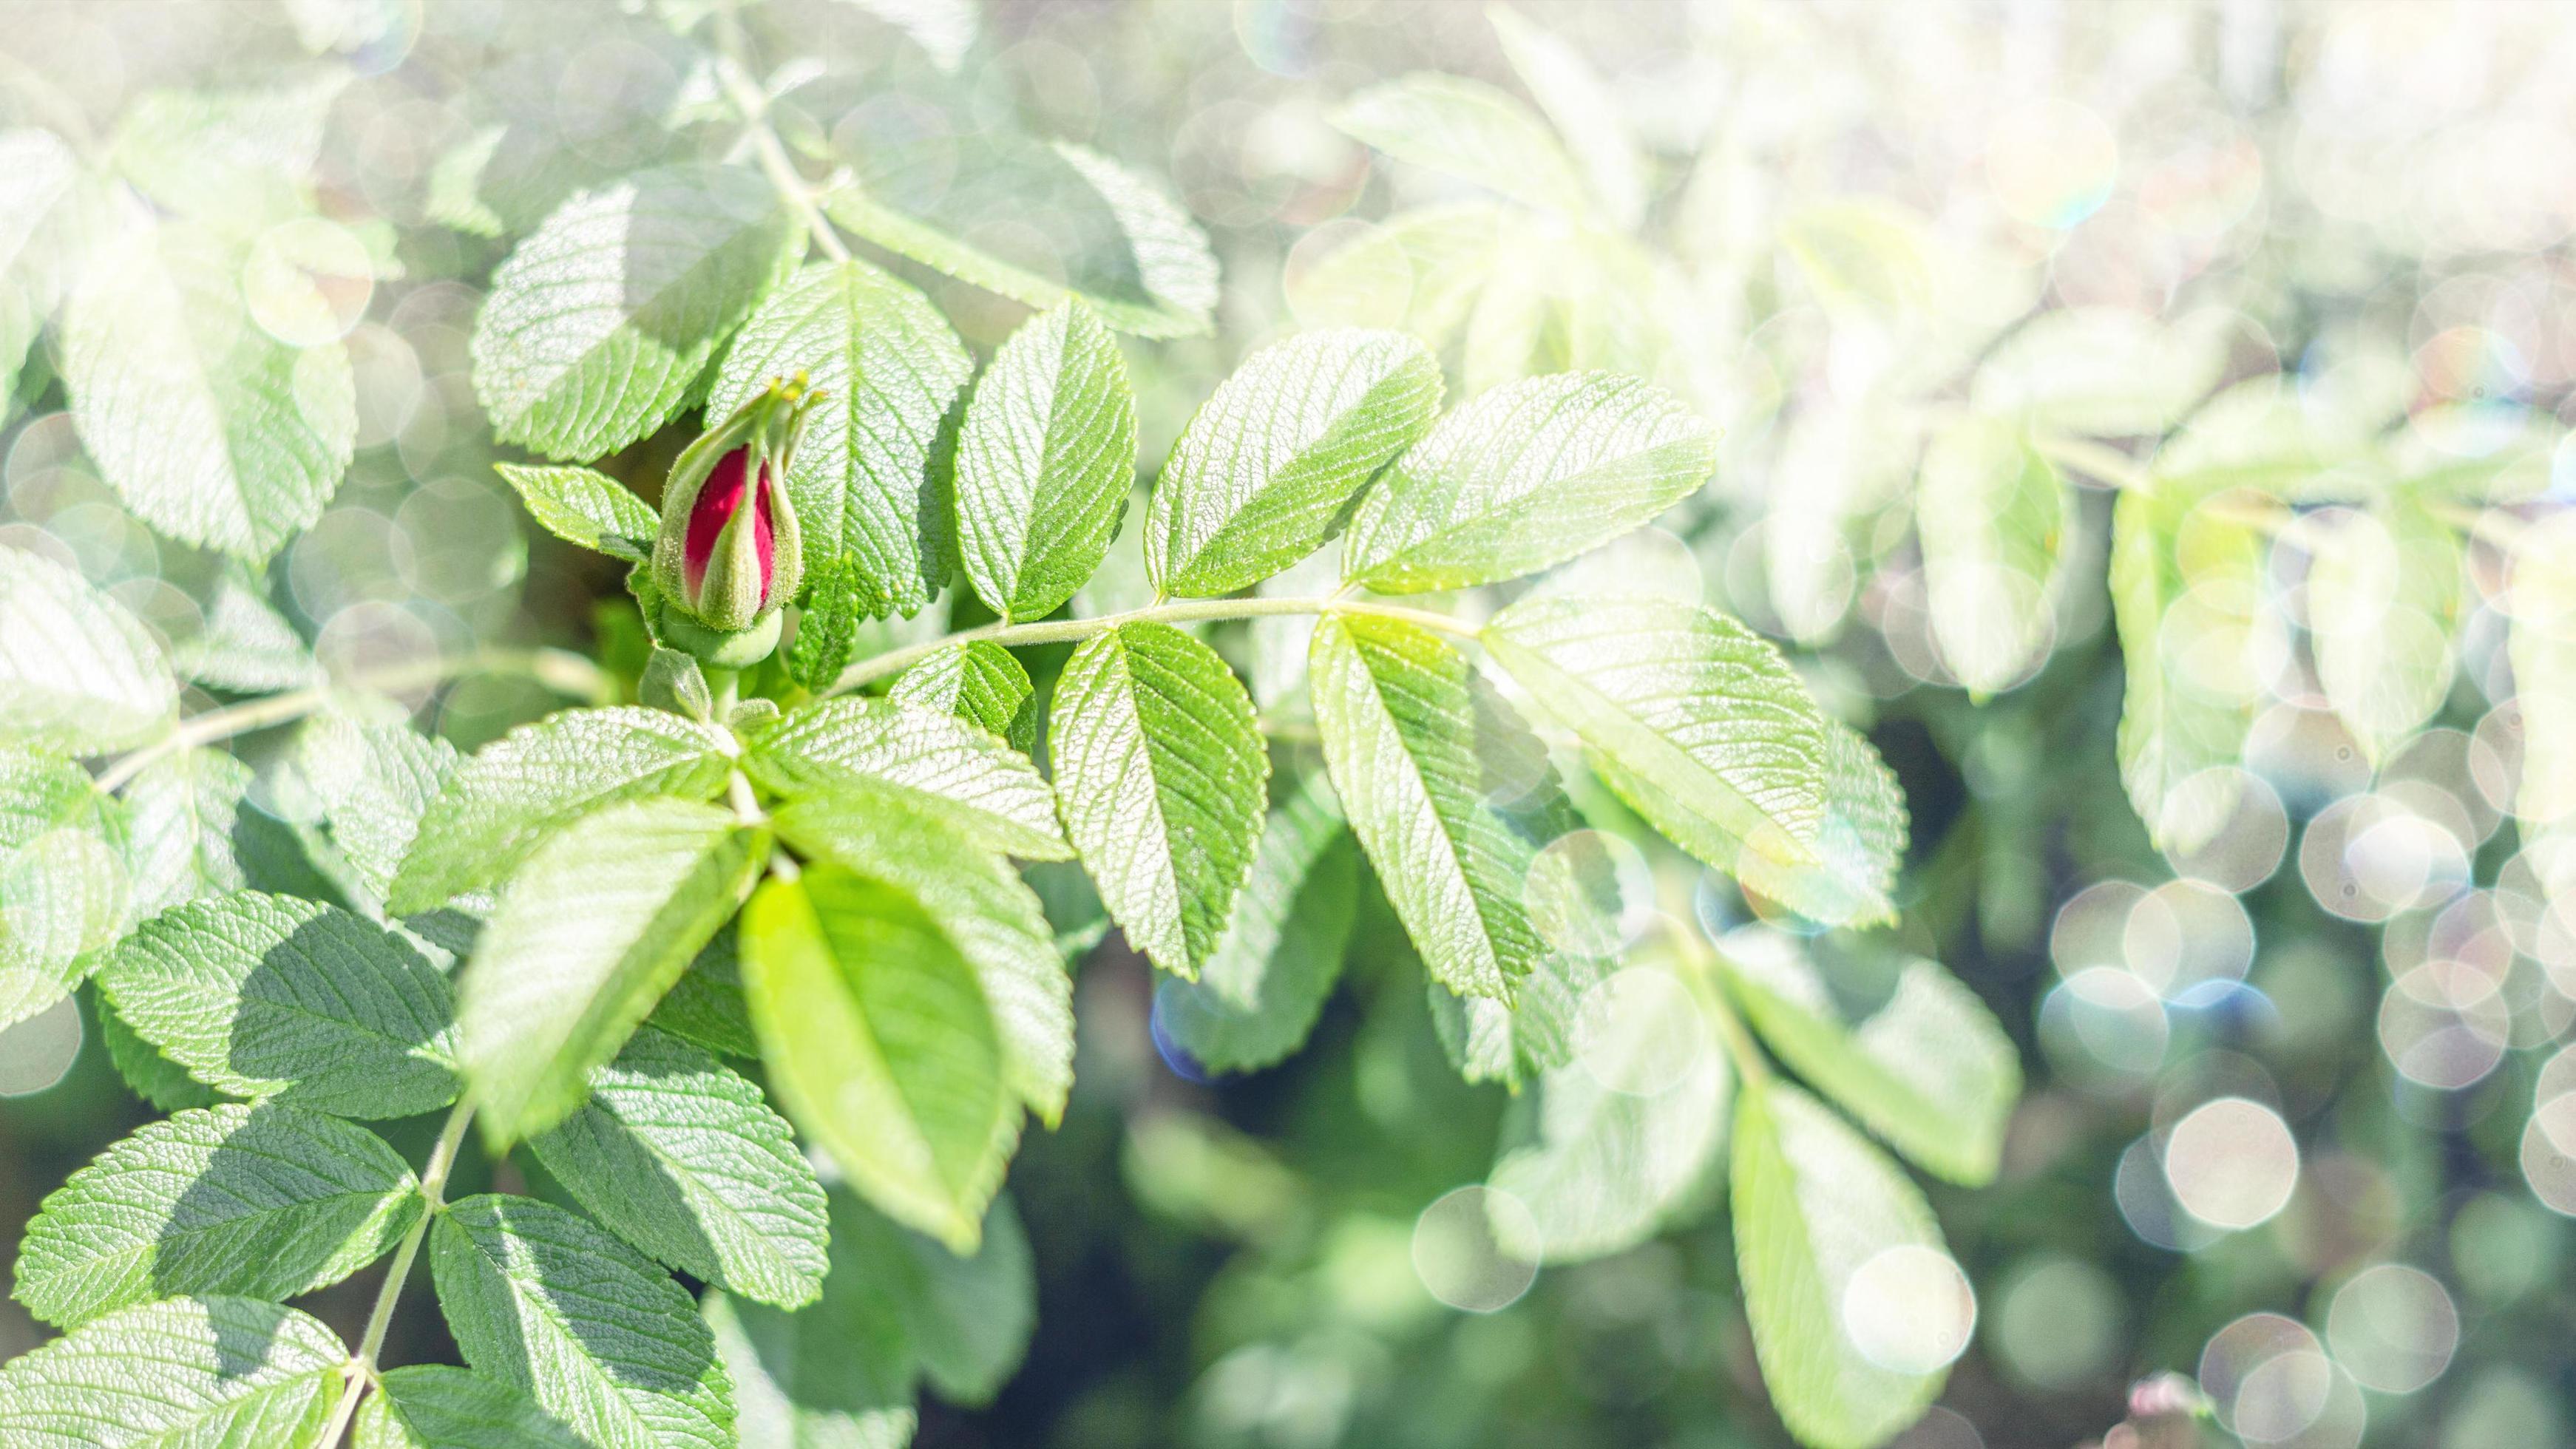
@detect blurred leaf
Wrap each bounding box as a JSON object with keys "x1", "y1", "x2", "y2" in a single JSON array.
[
  {"x1": 1721, "y1": 943, "x2": 2020, "y2": 1185},
  {"x1": 172, "y1": 568, "x2": 318, "y2": 693},
  {"x1": 1732, "y1": 1084, "x2": 1953, "y2": 1449},
  {"x1": 1284, "y1": 202, "x2": 1502, "y2": 341},
  {"x1": 888, "y1": 641, "x2": 1036, "y2": 756},
  {"x1": 705, "y1": 1281, "x2": 915, "y2": 1449},
  {"x1": 107, "y1": 72, "x2": 342, "y2": 223},
  {"x1": 285, "y1": 711, "x2": 458, "y2": 911},
  {"x1": 1973, "y1": 307, "x2": 2231, "y2": 438},
  {"x1": 1732, "y1": 720, "x2": 1908, "y2": 929},
  {"x1": 390, "y1": 706, "x2": 734, "y2": 914},
  {"x1": 472, "y1": 164, "x2": 801, "y2": 461},
  {"x1": 648, "y1": 923, "x2": 759, "y2": 1059},
  {"x1": 709, "y1": 258, "x2": 971, "y2": 622},
  {"x1": 1427, "y1": 939, "x2": 1606, "y2": 1089},
  {"x1": 123, "y1": 747, "x2": 252, "y2": 918},
  {"x1": 1155, "y1": 774, "x2": 1358, "y2": 1074},
  {"x1": 458, "y1": 798, "x2": 764, "y2": 1146},
  {"x1": 741, "y1": 868, "x2": 1013, "y2": 1252},
  {"x1": 2510, "y1": 512, "x2": 2576, "y2": 826},
  {"x1": 97, "y1": 891, "x2": 461, "y2": 1118},
  {"x1": 2110, "y1": 484, "x2": 2264, "y2": 850},
  {"x1": 431, "y1": 1194, "x2": 734, "y2": 1449},
  {"x1": 745, "y1": 696, "x2": 1070, "y2": 861},
  {"x1": 495, "y1": 463, "x2": 659, "y2": 562},
  {"x1": 1050, "y1": 622, "x2": 1269, "y2": 979},
  {"x1": 1332, "y1": 72, "x2": 1590, "y2": 217},
  {"x1": 1488, "y1": 5, "x2": 1647, "y2": 230},
  {"x1": 13, "y1": 1102, "x2": 418, "y2": 1328},
  {"x1": 354, "y1": 1365, "x2": 589, "y2": 1449},
  {"x1": 529, "y1": 1028, "x2": 830, "y2": 1309},
  {"x1": 954, "y1": 300, "x2": 1135, "y2": 621},
  {"x1": 64, "y1": 221, "x2": 354, "y2": 559},
  {"x1": 1916, "y1": 415, "x2": 2070, "y2": 696},
  {"x1": 831, "y1": 0, "x2": 979, "y2": 70},
  {"x1": 1342, "y1": 373, "x2": 1717, "y2": 593},
  {"x1": 1148, "y1": 329, "x2": 1442, "y2": 597},
  {"x1": 1777, "y1": 198, "x2": 1935, "y2": 322},
  {"x1": 0, "y1": 1295, "x2": 346, "y2": 1448},
  {"x1": 0, "y1": 751, "x2": 129, "y2": 1028},
  {"x1": 0, "y1": 547, "x2": 178, "y2": 756},
  {"x1": 2310, "y1": 494, "x2": 2461, "y2": 764}
]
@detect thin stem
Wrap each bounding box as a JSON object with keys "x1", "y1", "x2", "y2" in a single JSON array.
[
  {"x1": 95, "y1": 648, "x2": 609, "y2": 793},
  {"x1": 713, "y1": 3, "x2": 853, "y2": 264},
  {"x1": 2030, "y1": 432, "x2": 2151, "y2": 492},
  {"x1": 1700, "y1": 970, "x2": 1773, "y2": 1091},
  {"x1": 318, "y1": 1099, "x2": 477, "y2": 1449},
  {"x1": 827, "y1": 597, "x2": 1479, "y2": 694}
]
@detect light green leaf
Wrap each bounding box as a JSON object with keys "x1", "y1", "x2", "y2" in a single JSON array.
[
  {"x1": 705, "y1": 1286, "x2": 915, "y2": 1449},
  {"x1": 122, "y1": 747, "x2": 252, "y2": 919},
  {"x1": 1916, "y1": 415, "x2": 2070, "y2": 696},
  {"x1": 495, "y1": 462, "x2": 659, "y2": 562},
  {"x1": 1306, "y1": 613, "x2": 1569, "y2": 1001},
  {"x1": 107, "y1": 72, "x2": 342, "y2": 223},
  {"x1": 284, "y1": 710, "x2": 458, "y2": 910},
  {"x1": 1428, "y1": 944, "x2": 1607, "y2": 1088},
  {"x1": 0, "y1": 546, "x2": 178, "y2": 755},
  {"x1": 832, "y1": 0, "x2": 977, "y2": 69},
  {"x1": 1050, "y1": 623, "x2": 1269, "y2": 979},
  {"x1": 1732, "y1": 1084, "x2": 1957, "y2": 1449},
  {"x1": 708, "y1": 258, "x2": 971, "y2": 622},
  {"x1": 1342, "y1": 372, "x2": 1718, "y2": 593},
  {"x1": 649, "y1": 925, "x2": 759, "y2": 1059},
  {"x1": 354, "y1": 1366, "x2": 588, "y2": 1449},
  {"x1": 98, "y1": 994, "x2": 223, "y2": 1113},
  {"x1": 822, "y1": 133, "x2": 1216, "y2": 339},
  {"x1": 1146, "y1": 329, "x2": 1441, "y2": 599},
  {"x1": 1331, "y1": 72, "x2": 1590, "y2": 217},
  {"x1": 1730, "y1": 719, "x2": 1908, "y2": 930},
  {"x1": 1283, "y1": 202, "x2": 1503, "y2": 340},
  {"x1": 529, "y1": 1028, "x2": 830, "y2": 1309},
  {"x1": 390, "y1": 707, "x2": 733, "y2": 914},
  {"x1": 955, "y1": 300, "x2": 1137, "y2": 621},
  {"x1": 13, "y1": 1102, "x2": 418, "y2": 1328},
  {"x1": 1483, "y1": 592, "x2": 1828, "y2": 870},
  {"x1": 0, "y1": 1295, "x2": 347, "y2": 1449},
  {"x1": 0, "y1": 764, "x2": 129, "y2": 1031},
  {"x1": 2510, "y1": 512, "x2": 2576, "y2": 826},
  {"x1": 1721, "y1": 938, "x2": 2019, "y2": 1185},
  {"x1": 888, "y1": 641, "x2": 1037, "y2": 756},
  {"x1": 97, "y1": 891, "x2": 460, "y2": 1118},
  {"x1": 2110, "y1": 483, "x2": 2264, "y2": 850},
  {"x1": 431, "y1": 1194, "x2": 736, "y2": 1449},
  {"x1": 458, "y1": 797, "x2": 765, "y2": 1146},
  {"x1": 1153, "y1": 774, "x2": 1358, "y2": 1074},
  {"x1": 472, "y1": 164, "x2": 799, "y2": 461},
  {"x1": 740, "y1": 869, "x2": 1012, "y2": 1252},
  {"x1": 773, "y1": 787, "x2": 1074, "y2": 1125},
  {"x1": 745, "y1": 697, "x2": 1070, "y2": 861},
  {"x1": 1488, "y1": 5, "x2": 1646, "y2": 229},
  {"x1": 1973, "y1": 306, "x2": 2230, "y2": 438},
  {"x1": 2311, "y1": 494, "x2": 2461, "y2": 764},
  {"x1": 173, "y1": 568, "x2": 318, "y2": 694},
  {"x1": 1778, "y1": 199, "x2": 1936, "y2": 323},
  {"x1": 63, "y1": 220, "x2": 353, "y2": 559}
]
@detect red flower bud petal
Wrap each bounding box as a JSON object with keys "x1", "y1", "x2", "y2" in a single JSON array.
[
  {"x1": 684, "y1": 446, "x2": 753, "y2": 597},
  {"x1": 753, "y1": 463, "x2": 776, "y2": 604}
]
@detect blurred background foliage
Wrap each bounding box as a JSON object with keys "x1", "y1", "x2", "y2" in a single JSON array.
[{"x1": 7, "y1": 1, "x2": 2576, "y2": 1447}]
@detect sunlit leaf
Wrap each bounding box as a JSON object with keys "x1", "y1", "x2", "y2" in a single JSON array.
[
  {"x1": 1916, "y1": 415, "x2": 2070, "y2": 696},
  {"x1": 0, "y1": 547, "x2": 178, "y2": 756},
  {"x1": 1331, "y1": 72, "x2": 1590, "y2": 217},
  {"x1": 955, "y1": 300, "x2": 1137, "y2": 622},
  {"x1": 0, "y1": 1295, "x2": 346, "y2": 1448}
]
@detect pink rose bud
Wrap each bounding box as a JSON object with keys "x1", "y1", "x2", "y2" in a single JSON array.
[{"x1": 652, "y1": 376, "x2": 813, "y2": 636}]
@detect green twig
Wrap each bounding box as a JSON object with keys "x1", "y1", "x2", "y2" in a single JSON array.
[
  {"x1": 316, "y1": 1098, "x2": 478, "y2": 1449},
  {"x1": 712, "y1": 1, "x2": 854, "y2": 264}
]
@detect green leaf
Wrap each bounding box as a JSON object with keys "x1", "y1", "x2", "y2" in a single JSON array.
[
  {"x1": 63, "y1": 220, "x2": 354, "y2": 559},
  {"x1": 472, "y1": 164, "x2": 800, "y2": 461},
  {"x1": 495, "y1": 463, "x2": 659, "y2": 562},
  {"x1": 1721, "y1": 941, "x2": 2019, "y2": 1186},
  {"x1": 773, "y1": 787, "x2": 1074, "y2": 1126},
  {"x1": 703, "y1": 1287, "x2": 915, "y2": 1449},
  {"x1": 106, "y1": 72, "x2": 342, "y2": 223},
  {"x1": 1050, "y1": 622, "x2": 1268, "y2": 979},
  {"x1": 2311, "y1": 493, "x2": 2462, "y2": 764},
  {"x1": 529, "y1": 1028, "x2": 830, "y2": 1309},
  {"x1": 2516, "y1": 515, "x2": 2576, "y2": 826},
  {"x1": 390, "y1": 707, "x2": 733, "y2": 914},
  {"x1": 97, "y1": 891, "x2": 461, "y2": 1118},
  {"x1": 1330, "y1": 73, "x2": 1591, "y2": 216},
  {"x1": 833, "y1": 0, "x2": 977, "y2": 68},
  {"x1": 458, "y1": 798, "x2": 765, "y2": 1146},
  {"x1": 283, "y1": 711, "x2": 458, "y2": 910},
  {"x1": 431, "y1": 1194, "x2": 736, "y2": 1449},
  {"x1": 648, "y1": 924, "x2": 759, "y2": 1059},
  {"x1": 1731, "y1": 719, "x2": 1909, "y2": 930},
  {"x1": 888, "y1": 641, "x2": 1037, "y2": 756},
  {"x1": 1915, "y1": 415, "x2": 2070, "y2": 696},
  {"x1": 1732, "y1": 1084, "x2": 1957, "y2": 1449},
  {"x1": 1306, "y1": 613, "x2": 1570, "y2": 1000},
  {"x1": 0, "y1": 750, "x2": 129, "y2": 1028},
  {"x1": 822, "y1": 132, "x2": 1216, "y2": 339},
  {"x1": 173, "y1": 568, "x2": 318, "y2": 694},
  {"x1": 1427, "y1": 943, "x2": 1606, "y2": 1088},
  {"x1": 2110, "y1": 483, "x2": 2263, "y2": 850},
  {"x1": 14, "y1": 1102, "x2": 419, "y2": 1328},
  {"x1": 708, "y1": 258, "x2": 972, "y2": 621},
  {"x1": 1145, "y1": 329, "x2": 1442, "y2": 597},
  {"x1": 122, "y1": 747, "x2": 253, "y2": 919},
  {"x1": 1283, "y1": 202, "x2": 1503, "y2": 340},
  {"x1": 745, "y1": 697, "x2": 1070, "y2": 861},
  {"x1": 0, "y1": 546, "x2": 177, "y2": 754},
  {"x1": 98, "y1": 994, "x2": 223, "y2": 1113},
  {"x1": 1341, "y1": 373, "x2": 1718, "y2": 593},
  {"x1": 1973, "y1": 306, "x2": 2231, "y2": 438},
  {"x1": 1483, "y1": 592, "x2": 1829, "y2": 870},
  {"x1": 1488, "y1": 6, "x2": 1647, "y2": 229},
  {"x1": 0, "y1": 1295, "x2": 347, "y2": 1448},
  {"x1": 740, "y1": 868, "x2": 1012, "y2": 1252},
  {"x1": 1153, "y1": 774, "x2": 1358, "y2": 1074},
  {"x1": 355, "y1": 1366, "x2": 588, "y2": 1449},
  {"x1": 954, "y1": 300, "x2": 1138, "y2": 621}
]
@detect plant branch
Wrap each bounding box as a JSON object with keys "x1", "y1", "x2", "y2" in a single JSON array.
[
  {"x1": 826, "y1": 596, "x2": 1482, "y2": 695},
  {"x1": 316, "y1": 1098, "x2": 477, "y2": 1449},
  {"x1": 713, "y1": 2, "x2": 854, "y2": 264},
  {"x1": 94, "y1": 648, "x2": 610, "y2": 793}
]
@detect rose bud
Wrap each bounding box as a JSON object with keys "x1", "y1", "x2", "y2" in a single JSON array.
[{"x1": 648, "y1": 375, "x2": 816, "y2": 663}]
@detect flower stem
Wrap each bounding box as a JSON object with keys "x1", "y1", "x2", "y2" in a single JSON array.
[
  {"x1": 713, "y1": 1, "x2": 855, "y2": 264},
  {"x1": 316, "y1": 1097, "x2": 478, "y2": 1449},
  {"x1": 826, "y1": 596, "x2": 1482, "y2": 695}
]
